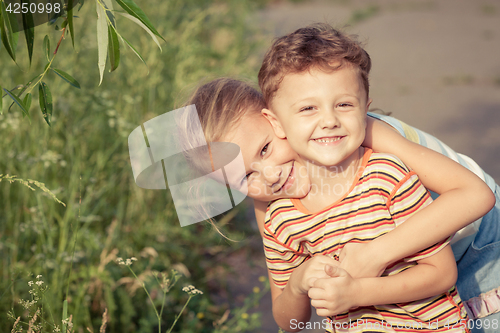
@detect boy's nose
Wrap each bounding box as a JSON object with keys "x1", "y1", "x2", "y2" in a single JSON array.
[{"x1": 320, "y1": 110, "x2": 340, "y2": 129}]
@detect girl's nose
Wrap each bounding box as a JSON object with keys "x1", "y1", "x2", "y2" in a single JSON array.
[{"x1": 263, "y1": 164, "x2": 282, "y2": 187}]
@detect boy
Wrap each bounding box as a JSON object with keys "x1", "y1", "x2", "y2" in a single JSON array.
[{"x1": 257, "y1": 24, "x2": 469, "y2": 332}]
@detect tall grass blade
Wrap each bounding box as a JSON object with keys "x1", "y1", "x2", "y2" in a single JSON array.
[{"x1": 62, "y1": 299, "x2": 68, "y2": 333}]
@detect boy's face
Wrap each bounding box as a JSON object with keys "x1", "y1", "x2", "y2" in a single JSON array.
[{"x1": 263, "y1": 65, "x2": 372, "y2": 168}]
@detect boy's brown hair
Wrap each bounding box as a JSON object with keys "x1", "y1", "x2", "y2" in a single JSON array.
[{"x1": 258, "y1": 23, "x2": 371, "y2": 106}]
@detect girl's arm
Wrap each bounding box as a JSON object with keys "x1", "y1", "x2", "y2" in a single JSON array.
[{"x1": 340, "y1": 117, "x2": 495, "y2": 278}]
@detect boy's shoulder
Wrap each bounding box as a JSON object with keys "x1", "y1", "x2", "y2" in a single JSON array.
[
  {"x1": 361, "y1": 150, "x2": 417, "y2": 192},
  {"x1": 364, "y1": 150, "x2": 411, "y2": 177}
]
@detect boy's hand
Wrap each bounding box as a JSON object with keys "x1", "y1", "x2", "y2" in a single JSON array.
[
  {"x1": 338, "y1": 242, "x2": 387, "y2": 278},
  {"x1": 308, "y1": 265, "x2": 360, "y2": 317},
  {"x1": 288, "y1": 255, "x2": 340, "y2": 295}
]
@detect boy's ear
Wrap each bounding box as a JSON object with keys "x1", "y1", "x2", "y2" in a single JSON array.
[
  {"x1": 261, "y1": 108, "x2": 287, "y2": 139},
  {"x1": 365, "y1": 98, "x2": 373, "y2": 112}
]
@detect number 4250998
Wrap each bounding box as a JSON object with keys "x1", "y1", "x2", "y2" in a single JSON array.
[{"x1": 6, "y1": 2, "x2": 61, "y2": 14}]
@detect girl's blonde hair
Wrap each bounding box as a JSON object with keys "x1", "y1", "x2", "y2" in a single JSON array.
[
  {"x1": 177, "y1": 78, "x2": 265, "y2": 237},
  {"x1": 182, "y1": 77, "x2": 265, "y2": 143}
]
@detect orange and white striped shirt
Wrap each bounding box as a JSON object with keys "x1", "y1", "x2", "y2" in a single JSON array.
[{"x1": 263, "y1": 149, "x2": 468, "y2": 332}]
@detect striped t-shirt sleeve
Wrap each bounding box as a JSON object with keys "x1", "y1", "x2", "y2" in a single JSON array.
[
  {"x1": 263, "y1": 210, "x2": 310, "y2": 288},
  {"x1": 387, "y1": 169, "x2": 451, "y2": 262}
]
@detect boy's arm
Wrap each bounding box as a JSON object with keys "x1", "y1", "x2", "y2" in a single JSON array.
[
  {"x1": 341, "y1": 117, "x2": 495, "y2": 278},
  {"x1": 255, "y1": 200, "x2": 337, "y2": 332},
  {"x1": 254, "y1": 200, "x2": 311, "y2": 332},
  {"x1": 310, "y1": 244, "x2": 458, "y2": 316}
]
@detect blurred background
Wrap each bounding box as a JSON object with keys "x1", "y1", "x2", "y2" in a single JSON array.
[{"x1": 1, "y1": 0, "x2": 499, "y2": 332}]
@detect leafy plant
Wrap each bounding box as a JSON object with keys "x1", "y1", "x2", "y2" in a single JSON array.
[
  {"x1": 1, "y1": 0, "x2": 268, "y2": 331},
  {"x1": 0, "y1": 0, "x2": 163, "y2": 125}
]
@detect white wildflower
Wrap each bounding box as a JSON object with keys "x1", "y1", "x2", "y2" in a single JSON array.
[{"x1": 182, "y1": 285, "x2": 203, "y2": 295}]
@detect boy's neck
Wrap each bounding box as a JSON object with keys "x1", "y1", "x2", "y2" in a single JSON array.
[{"x1": 299, "y1": 147, "x2": 365, "y2": 213}]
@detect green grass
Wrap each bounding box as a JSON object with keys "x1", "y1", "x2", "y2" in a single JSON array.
[{"x1": 0, "y1": 0, "x2": 269, "y2": 331}]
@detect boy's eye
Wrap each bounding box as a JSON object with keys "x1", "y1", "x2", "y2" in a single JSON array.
[
  {"x1": 299, "y1": 106, "x2": 315, "y2": 112},
  {"x1": 260, "y1": 143, "x2": 270, "y2": 157},
  {"x1": 337, "y1": 102, "x2": 353, "y2": 108}
]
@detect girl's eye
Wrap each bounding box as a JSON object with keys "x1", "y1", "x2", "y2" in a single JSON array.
[
  {"x1": 242, "y1": 171, "x2": 253, "y2": 185},
  {"x1": 260, "y1": 143, "x2": 270, "y2": 157}
]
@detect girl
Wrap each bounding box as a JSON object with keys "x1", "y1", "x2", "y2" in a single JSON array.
[{"x1": 180, "y1": 77, "x2": 499, "y2": 332}]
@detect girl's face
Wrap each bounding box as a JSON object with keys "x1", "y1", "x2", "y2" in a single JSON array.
[{"x1": 222, "y1": 111, "x2": 311, "y2": 202}]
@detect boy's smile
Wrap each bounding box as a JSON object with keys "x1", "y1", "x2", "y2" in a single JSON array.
[{"x1": 263, "y1": 64, "x2": 372, "y2": 170}]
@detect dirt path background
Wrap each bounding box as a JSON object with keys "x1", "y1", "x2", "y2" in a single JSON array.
[{"x1": 236, "y1": 1, "x2": 500, "y2": 331}]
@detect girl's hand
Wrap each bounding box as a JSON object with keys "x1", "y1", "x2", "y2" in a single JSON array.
[
  {"x1": 308, "y1": 265, "x2": 360, "y2": 317},
  {"x1": 338, "y1": 242, "x2": 387, "y2": 279}
]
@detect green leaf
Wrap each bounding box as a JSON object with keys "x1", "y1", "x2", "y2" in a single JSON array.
[
  {"x1": 119, "y1": 33, "x2": 148, "y2": 73},
  {"x1": 101, "y1": 0, "x2": 115, "y2": 27},
  {"x1": 0, "y1": 0, "x2": 17, "y2": 61},
  {"x1": 3, "y1": 88, "x2": 31, "y2": 121},
  {"x1": 38, "y1": 82, "x2": 53, "y2": 126},
  {"x1": 7, "y1": 7, "x2": 19, "y2": 47},
  {"x1": 96, "y1": 0, "x2": 108, "y2": 85},
  {"x1": 43, "y1": 35, "x2": 50, "y2": 62},
  {"x1": 67, "y1": 0, "x2": 75, "y2": 47},
  {"x1": 23, "y1": 93, "x2": 32, "y2": 112},
  {"x1": 52, "y1": 68, "x2": 81, "y2": 89},
  {"x1": 6, "y1": 75, "x2": 40, "y2": 112},
  {"x1": 117, "y1": 12, "x2": 161, "y2": 51},
  {"x1": 0, "y1": 84, "x2": 3, "y2": 115},
  {"x1": 114, "y1": 0, "x2": 164, "y2": 41},
  {"x1": 107, "y1": 25, "x2": 120, "y2": 72},
  {"x1": 21, "y1": 0, "x2": 35, "y2": 65}
]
